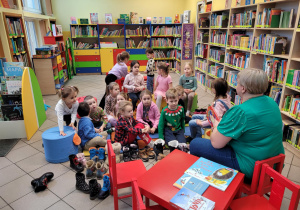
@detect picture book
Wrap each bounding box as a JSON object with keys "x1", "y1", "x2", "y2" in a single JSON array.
[
  {"x1": 174, "y1": 173, "x2": 193, "y2": 189},
  {"x1": 165, "y1": 17, "x2": 172, "y2": 24},
  {"x1": 174, "y1": 14, "x2": 180, "y2": 23},
  {"x1": 130, "y1": 12, "x2": 138, "y2": 24},
  {"x1": 79, "y1": 18, "x2": 89, "y2": 24},
  {"x1": 170, "y1": 188, "x2": 215, "y2": 210},
  {"x1": 70, "y1": 16, "x2": 77, "y2": 24},
  {"x1": 146, "y1": 17, "x2": 152, "y2": 24},
  {"x1": 1, "y1": 94, "x2": 22, "y2": 105},
  {"x1": 6, "y1": 80, "x2": 21, "y2": 94},
  {"x1": 183, "y1": 177, "x2": 210, "y2": 195},
  {"x1": 184, "y1": 10, "x2": 191, "y2": 23},
  {"x1": 90, "y1": 13, "x2": 98, "y2": 24},
  {"x1": 158, "y1": 17, "x2": 163, "y2": 24},
  {"x1": 120, "y1": 14, "x2": 130, "y2": 24},
  {"x1": 206, "y1": 106, "x2": 220, "y2": 127},
  {"x1": 3, "y1": 62, "x2": 24, "y2": 77},
  {"x1": 56, "y1": 25, "x2": 63, "y2": 35},
  {"x1": 139, "y1": 17, "x2": 143, "y2": 24},
  {"x1": 185, "y1": 157, "x2": 238, "y2": 191},
  {"x1": 0, "y1": 58, "x2": 6, "y2": 76},
  {"x1": 153, "y1": 17, "x2": 158, "y2": 24},
  {"x1": 105, "y1": 13, "x2": 113, "y2": 24}
]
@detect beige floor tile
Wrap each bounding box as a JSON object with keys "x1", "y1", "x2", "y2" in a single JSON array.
[
  {"x1": 63, "y1": 190, "x2": 101, "y2": 210},
  {"x1": 285, "y1": 149, "x2": 294, "y2": 164},
  {"x1": 284, "y1": 180, "x2": 300, "y2": 200},
  {"x1": 39, "y1": 120, "x2": 57, "y2": 132},
  {"x1": 11, "y1": 140, "x2": 27, "y2": 151},
  {"x1": 30, "y1": 140, "x2": 45, "y2": 153},
  {"x1": 10, "y1": 190, "x2": 59, "y2": 210},
  {"x1": 292, "y1": 155, "x2": 300, "y2": 167},
  {"x1": 29, "y1": 163, "x2": 69, "y2": 180},
  {"x1": 282, "y1": 163, "x2": 290, "y2": 178},
  {"x1": 0, "y1": 157, "x2": 12, "y2": 170},
  {"x1": 0, "y1": 164, "x2": 26, "y2": 186},
  {"x1": 47, "y1": 170, "x2": 76, "y2": 198},
  {"x1": 91, "y1": 195, "x2": 132, "y2": 210},
  {"x1": 16, "y1": 152, "x2": 48, "y2": 173},
  {"x1": 287, "y1": 165, "x2": 300, "y2": 183},
  {"x1": 0, "y1": 174, "x2": 33, "y2": 204},
  {"x1": 1, "y1": 205, "x2": 13, "y2": 210},
  {"x1": 0, "y1": 197, "x2": 7, "y2": 208},
  {"x1": 46, "y1": 200, "x2": 74, "y2": 210},
  {"x1": 28, "y1": 130, "x2": 43, "y2": 144},
  {"x1": 5, "y1": 145, "x2": 39, "y2": 163},
  {"x1": 280, "y1": 197, "x2": 300, "y2": 210}
]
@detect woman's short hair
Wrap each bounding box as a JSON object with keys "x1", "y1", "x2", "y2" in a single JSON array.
[{"x1": 237, "y1": 68, "x2": 268, "y2": 94}]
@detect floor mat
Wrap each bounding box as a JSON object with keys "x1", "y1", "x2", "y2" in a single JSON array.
[{"x1": 0, "y1": 139, "x2": 20, "y2": 157}]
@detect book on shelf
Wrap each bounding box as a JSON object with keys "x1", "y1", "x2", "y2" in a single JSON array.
[
  {"x1": 286, "y1": 125, "x2": 300, "y2": 149},
  {"x1": 79, "y1": 19, "x2": 89, "y2": 24},
  {"x1": 126, "y1": 26, "x2": 149, "y2": 36},
  {"x1": 196, "y1": 58, "x2": 207, "y2": 72},
  {"x1": 100, "y1": 28, "x2": 124, "y2": 36},
  {"x1": 197, "y1": 31, "x2": 209, "y2": 43},
  {"x1": 183, "y1": 10, "x2": 191, "y2": 23},
  {"x1": 198, "y1": 1, "x2": 206, "y2": 13},
  {"x1": 130, "y1": 12, "x2": 138, "y2": 24},
  {"x1": 206, "y1": 2, "x2": 212, "y2": 12},
  {"x1": 257, "y1": 8, "x2": 293, "y2": 28},
  {"x1": 208, "y1": 63, "x2": 223, "y2": 78},
  {"x1": 70, "y1": 17, "x2": 77, "y2": 24},
  {"x1": 0, "y1": 0, "x2": 16, "y2": 9},
  {"x1": 105, "y1": 13, "x2": 113, "y2": 24},
  {"x1": 151, "y1": 38, "x2": 173, "y2": 47},
  {"x1": 210, "y1": 12, "x2": 229, "y2": 28},
  {"x1": 209, "y1": 48, "x2": 225, "y2": 63},
  {"x1": 146, "y1": 17, "x2": 152, "y2": 24},
  {"x1": 154, "y1": 49, "x2": 176, "y2": 59},
  {"x1": 195, "y1": 44, "x2": 208, "y2": 58},
  {"x1": 5, "y1": 17, "x2": 24, "y2": 36},
  {"x1": 152, "y1": 26, "x2": 182, "y2": 36},
  {"x1": 120, "y1": 14, "x2": 130, "y2": 24},
  {"x1": 56, "y1": 25, "x2": 63, "y2": 35},
  {"x1": 73, "y1": 42, "x2": 98, "y2": 49},
  {"x1": 1, "y1": 94, "x2": 21, "y2": 105},
  {"x1": 100, "y1": 42, "x2": 118, "y2": 48},
  {"x1": 224, "y1": 70, "x2": 238, "y2": 87},
  {"x1": 228, "y1": 31, "x2": 252, "y2": 50},
  {"x1": 230, "y1": 10, "x2": 256, "y2": 28},
  {"x1": 174, "y1": 14, "x2": 180, "y2": 23},
  {"x1": 196, "y1": 71, "x2": 206, "y2": 86},
  {"x1": 170, "y1": 187, "x2": 215, "y2": 210},
  {"x1": 199, "y1": 17, "x2": 210, "y2": 28},
  {"x1": 269, "y1": 85, "x2": 282, "y2": 105},
  {"x1": 282, "y1": 119, "x2": 297, "y2": 142},
  {"x1": 139, "y1": 17, "x2": 143, "y2": 24},
  {"x1": 153, "y1": 17, "x2": 158, "y2": 24},
  {"x1": 252, "y1": 34, "x2": 287, "y2": 55},
  {"x1": 89, "y1": 13, "x2": 98, "y2": 24},
  {"x1": 0, "y1": 58, "x2": 6, "y2": 76},
  {"x1": 1, "y1": 104, "x2": 23, "y2": 121},
  {"x1": 229, "y1": 88, "x2": 242, "y2": 105},
  {"x1": 71, "y1": 25, "x2": 98, "y2": 37},
  {"x1": 165, "y1": 17, "x2": 172, "y2": 24},
  {"x1": 225, "y1": 51, "x2": 250, "y2": 70},
  {"x1": 3, "y1": 62, "x2": 24, "y2": 77},
  {"x1": 263, "y1": 55, "x2": 287, "y2": 84},
  {"x1": 158, "y1": 17, "x2": 163, "y2": 24},
  {"x1": 210, "y1": 30, "x2": 227, "y2": 46}
]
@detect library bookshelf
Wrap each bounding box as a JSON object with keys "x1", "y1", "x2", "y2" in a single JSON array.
[{"x1": 195, "y1": 0, "x2": 300, "y2": 152}]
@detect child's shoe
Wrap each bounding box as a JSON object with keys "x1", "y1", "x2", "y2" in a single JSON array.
[
  {"x1": 138, "y1": 148, "x2": 149, "y2": 162},
  {"x1": 89, "y1": 179, "x2": 101, "y2": 200},
  {"x1": 98, "y1": 175, "x2": 111, "y2": 199},
  {"x1": 154, "y1": 139, "x2": 166, "y2": 161},
  {"x1": 123, "y1": 146, "x2": 131, "y2": 162},
  {"x1": 145, "y1": 146, "x2": 155, "y2": 159},
  {"x1": 69, "y1": 154, "x2": 84, "y2": 172},
  {"x1": 178, "y1": 143, "x2": 189, "y2": 153},
  {"x1": 75, "y1": 172, "x2": 90, "y2": 194},
  {"x1": 95, "y1": 162, "x2": 102, "y2": 180},
  {"x1": 86, "y1": 160, "x2": 96, "y2": 179},
  {"x1": 129, "y1": 144, "x2": 139, "y2": 161},
  {"x1": 76, "y1": 153, "x2": 87, "y2": 167},
  {"x1": 168, "y1": 140, "x2": 179, "y2": 153},
  {"x1": 98, "y1": 148, "x2": 106, "y2": 162},
  {"x1": 89, "y1": 147, "x2": 98, "y2": 160},
  {"x1": 31, "y1": 172, "x2": 54, "y2": 193}
]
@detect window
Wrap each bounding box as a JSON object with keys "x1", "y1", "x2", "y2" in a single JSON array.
[
  {"x1": 22, "y1": 0, "x2": 42, "y2": 14},
  {"x1": 25, "y1": 21, "x2": 39, "y2": 57}
]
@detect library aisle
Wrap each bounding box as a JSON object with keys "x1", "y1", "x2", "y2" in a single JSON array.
[{"x1": 0, "y1": 73, "x2": 298, "y2": 210}]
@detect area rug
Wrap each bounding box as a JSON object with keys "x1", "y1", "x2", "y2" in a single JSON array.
[{"x1": 0, "y1": 139, "x2": 20, "y2": 157}]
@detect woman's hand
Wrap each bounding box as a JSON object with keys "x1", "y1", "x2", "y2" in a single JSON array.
[{"x1": 60, "y1": 131, "x2": 66, "y2": 136}]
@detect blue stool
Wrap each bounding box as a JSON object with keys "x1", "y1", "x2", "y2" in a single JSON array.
[{"x1": 42, "y1": 126, "x2": 78, "y2": 163}]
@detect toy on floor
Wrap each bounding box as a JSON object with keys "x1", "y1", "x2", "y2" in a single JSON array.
[{"x1": 31, "y1": 172, "x2": 54, "y2": 193}]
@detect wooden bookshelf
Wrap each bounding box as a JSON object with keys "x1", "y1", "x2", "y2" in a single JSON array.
[{"x1": 195, "y1": 0, "x2": 300, "y2": 151}]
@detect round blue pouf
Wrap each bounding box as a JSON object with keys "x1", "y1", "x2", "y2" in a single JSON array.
[{"x1": 42, "y1": 126, "x2": 78, "y2": 163}]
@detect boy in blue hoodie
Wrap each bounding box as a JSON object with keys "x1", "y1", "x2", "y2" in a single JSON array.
[{"x1": 78, "y1": 102, "x2": 107, "y2": 150}]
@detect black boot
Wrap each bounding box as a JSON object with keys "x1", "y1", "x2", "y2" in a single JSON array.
[
  {"x1": 98, "y1": 175, "x2": 111, "y2": 199},
  {"x1": 168, "y1": 140, "x2": 179, "y2": 153},
  {"x1": 69, "y1": 154, "x2": 84, "y2": 172},
  {"x1": 75, "y1": 172, "x2": 90, "y2": 194},
  {"x1": 154, "y1": 139, "x2": 166, "y2": 161},
  {"x1": 31, "y1": 172, "x2": 54, "y2": 193},
  {"x1": 129, "y1": 144, "x2": 138, "y2": 161},
  {"x1": 123, "y1": 146, "x2": 131, "y2": 162},
  {"x1": 89, "y1": 179, "x2": 101, "y2": 200}
]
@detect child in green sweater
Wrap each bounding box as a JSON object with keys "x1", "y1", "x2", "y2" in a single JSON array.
[{"x1": 158, "y1": 88, "x2": 188, "y2": 152}]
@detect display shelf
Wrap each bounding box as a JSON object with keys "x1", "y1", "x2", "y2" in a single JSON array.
[
  {"x1": 281, "y1": 111, "x2": 300, "y2": 124},
  {"x1": 195, "y1": 67, "x2": 206, "y2": 74},
  {"x1": 224, "y1": 64, "x2": 242, "y2": 71},
  {"x1": 251, "y1": 51, "x2": 289, "y2": 59},
  {"x1": 255, "y1": 28, "x2": 295, "y2": 31}
]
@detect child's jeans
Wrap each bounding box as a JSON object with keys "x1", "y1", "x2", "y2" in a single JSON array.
[
  {"x1": 147, "y1": 75, "x2": 154, "y2": 93},
  {"x1": 128, "y1": 123, "x2": 152, "y2": 149},
  {"x1": 182, "y1": 91, "x2": 195, "y2": 111},
  {"x1": 164, "y1": 128, "x2": 186, "y2": 145},
  {"x1": 128, "y1": 92, "x2": 141, "y2": 111},
  {"x1": 189, "y1": 114, "x2": 208, "y2": 138}
]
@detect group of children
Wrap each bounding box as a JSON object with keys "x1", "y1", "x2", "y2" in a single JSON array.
[{"x1": 55, "y1": 47, "x2": 232, "y2": 162}]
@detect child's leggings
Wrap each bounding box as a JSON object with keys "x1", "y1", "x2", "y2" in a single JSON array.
[
  {"x1": 128, "y1": 123, "x2": 152, "y2": 149},
  {"x1": 182, "y1": 91, "x2": 195, "y2": 111}
]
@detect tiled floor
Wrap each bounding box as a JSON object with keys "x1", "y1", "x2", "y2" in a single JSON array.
[{"x1": 0, "y1": 73, "x2": 299, "y2": 210}]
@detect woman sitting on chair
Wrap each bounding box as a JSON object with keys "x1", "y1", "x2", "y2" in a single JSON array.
[{"x1": 190, "y1": 68, "x2": 284, "y2": 180}]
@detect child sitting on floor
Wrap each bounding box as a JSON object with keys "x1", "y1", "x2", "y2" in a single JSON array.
[
  {"x1": 104, "y1": 82, "x2": 120, "y2": 127},
  {"x1": 55, "y1": 86, "x2": 79, "y2": 136},
  {"x1": 158, "y1": 88, "x2": 188, "y2": 152},
  {"x1": 84, "y1": 95, "x2": 110, "y2": 132},
  {"x1": 189, "y1": 78, "x2": 231, "y2": 139},
  {"x1": 123, "y1": 60, "x2": 145, "y2": 111},
  {"x1": 136, "y1": 89, "x2": 160, "y2": 134},
  {"x1": 77, "y1": 102, "x2": 107, "y2": 151},
  {"x1": 115, "y1": 101, "x2": 155, "y2": 162}
]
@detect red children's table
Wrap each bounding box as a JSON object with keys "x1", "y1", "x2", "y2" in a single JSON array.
[{"x1": 137, "y1": 150, "x2": 245, "y2": 210}]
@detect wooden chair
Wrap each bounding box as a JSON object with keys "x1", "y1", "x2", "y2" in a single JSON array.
[
  {"x1": 107, "y1": 139, "x2": 147, "y2": 210},
  {"x1": 230, "y1": 163, "x2": 300, "y2": 210},
  {"x1": 240, "y1": 154, "x2": 285, "y2": 196}
]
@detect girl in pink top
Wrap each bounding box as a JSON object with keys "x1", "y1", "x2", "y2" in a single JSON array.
[
  {"x1": 136, "y1": 89, "x2": 160, "y2": 134},
  {"x1": 154, "y1": 62, "x2": 173, "y2": 110},
  {"x1": 189, "y1": 78, "x2": 232, "y2": 138}
]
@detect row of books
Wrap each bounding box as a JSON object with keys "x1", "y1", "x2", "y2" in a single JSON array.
[
  {"x1": 196, "y1": 72, "x2": 206, "y2": 86},
  {"x1": 100, "y1": 28, "x2": 124, "y2": 36},
  {"x1": 208, "y1": 64, "x2": 223, "y2": 78},
  {"x1": 73, "y1": 42, "x2": 98, "y2": 49},
  {"x1": 263, "y1": 56, "x2": 287, "y2": 84},
  {"x1": 125, "y1": 27, "x2": 150, "y2": 36},
  {"x1": 225, "y1": 52, "x2": 250, "y2": 70},
  {"x1": 269, "y1": 85, "x2": 282, "y2": 106},
  {"x1": 195, "y1": 44, "x2": 208, "y2": 58},
  {"x1": 209, "y1": 48, "x2": 225, "y2": 63},
  {"x1": 210, "y1": 30, "x2": 227, "y2": 45},
  {"x1": 206, "y1": 78, "x2": 214, "y2": 89},
  {"x1": 286, "y1": 69, "x2": 300, "y2": 89},
  {"x1": 10, "y1": 38, "x2": 25, "y2": 54},
  {"x1": 198, "y1": 17, "x2": 210, "y2": 28},
  {"x1": 224, "y1": 70, "x2": 238, "y2": 87},
  {"x1": 151, "y1": 38, "x2": 173, "y2": 47},
  {"x1": 0, "y1": 0, "x2": 16, "y2": 9},
  {"x1": 176, "y1": 50, "x2": 181, "y2": 60},
  {"x1": 173, "y1": 38, "x2": 182, "y2": 49},
  {"x1": 230, "y1": 10, "x2": 256, "y2": 28},
  {"x1": 13, "y1": 54, "x2": 28, "y2": 67},
  {"x1": 282, "y1": 94, "x2": 300, "y2": 119},
  {"x1": 174, "y1": 60, "x2": 181, "y2": 73},
  {"x1": 129, "y1": 39, "x2": 150, "y2": 48},
  {"x1": 229, "y1": 89, "x2": 242, "y2": 105},
  {"x1": 5, "y1": 18, "x2": 24, "y2": 36},
  {"x1": 71, "y1": 26, "x2": 98, "y2": 37},
  {"x1": 227, "y1": 33, "x2": 252, "y2": 50},
  {"x1": 283, "y1": 121, "x2": 300, "y2": 150},
  {"x1": 151, "y1": 26, "x2": 182, "y2": 36},
  {"x1": 197, "y1": 31, "x2": 209, "y2": 43},
  {"x1": 256, "y1": 8, "x2": 293, "y2": 28},
  {"x1": 210, "y1": 12, "x2": 229, "y2": 28},
  {"x1": 252, "y1": 34, "x2": 287, "y2": 55},
  {"x1": 236, "y1": 0, "x2": 255, "y2": 6},
  {"x1": 154, "y1": 50, "x2": 176, "y2": 59},
  {"x1": 195, "y1": 58, "x2": 207, "y2": 72}
]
